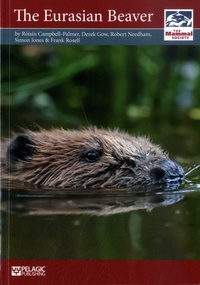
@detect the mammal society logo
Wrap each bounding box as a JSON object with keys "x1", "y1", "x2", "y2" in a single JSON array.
[
  {"x1": 164, "y1": 9, "x2": 193, "y2": 41},
  {"x1": 11, "y1": 266, "x2": 46, "y2": 277}
]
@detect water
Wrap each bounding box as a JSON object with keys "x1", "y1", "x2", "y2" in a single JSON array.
[{"x1": 1, "y1": 164, "x2": 200, "y2": 260}]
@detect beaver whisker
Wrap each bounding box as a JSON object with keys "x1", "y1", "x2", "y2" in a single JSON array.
[{"x1": 185, "y1": 164, "x2": 200, "y2": 176}]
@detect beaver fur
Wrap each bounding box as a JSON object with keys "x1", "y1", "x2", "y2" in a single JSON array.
[{"x1": 1, "y1": 128, "x2": 184, "y2": 189}]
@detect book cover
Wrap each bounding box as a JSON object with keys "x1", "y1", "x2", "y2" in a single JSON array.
[{"x1": 1, "y1": 0, "x2": 200, "y2": 284}]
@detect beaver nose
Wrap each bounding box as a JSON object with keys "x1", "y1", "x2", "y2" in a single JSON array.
[{"x1": 150, "y1": 159, "x2": 184, "y2": 184}]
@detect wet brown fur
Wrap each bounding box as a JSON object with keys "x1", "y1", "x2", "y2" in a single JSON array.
[{"x1": 1, "y1": 128, "x2": 171, "y2": 189}]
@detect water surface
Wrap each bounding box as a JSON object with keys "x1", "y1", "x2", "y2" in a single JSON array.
[{"x1": 2, "y1": 164, "x2": 200, "y2": 260}]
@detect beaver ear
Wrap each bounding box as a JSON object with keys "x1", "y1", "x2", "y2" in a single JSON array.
[{"x1": 7, "y1": 134, "x2": 36, "y2": 163}]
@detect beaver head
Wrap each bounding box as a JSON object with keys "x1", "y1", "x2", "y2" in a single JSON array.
[{"x1": 3, "y1": 128, "x2": 184, "y2": 189}]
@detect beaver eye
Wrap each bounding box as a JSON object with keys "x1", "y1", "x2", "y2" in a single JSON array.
[
  {"x1": 130, "y1": 158, "x2": 136, "y2": 167},
  {"x1": 123, "y1": 158, "x2": 136, "y2": 167},
  {"x1": 83, "y1": 150, "x2": 100, "y2": 163}
]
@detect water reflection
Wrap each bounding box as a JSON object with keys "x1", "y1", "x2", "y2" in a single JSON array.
[
  {"x1": 2, "y1": 180, "x2": 185, "y2": 216},
  {"x1": 2, "y1": 177, "x2": 200, "y2": 260}
]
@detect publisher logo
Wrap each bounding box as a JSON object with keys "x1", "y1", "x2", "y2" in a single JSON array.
[
  {"x1": 164, "y1": 9, "x2": 193, "y2": 41},
  {"x1": 11, "y1": 266, "x2": 22, "y2": 276},
  {"x1": 11, "y1": 266, "x2": 46, "y2": 277}
]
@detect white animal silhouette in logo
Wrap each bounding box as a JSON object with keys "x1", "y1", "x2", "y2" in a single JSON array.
[{"x1": 166, "y1": 11, "x2": 192, "y2": 27}]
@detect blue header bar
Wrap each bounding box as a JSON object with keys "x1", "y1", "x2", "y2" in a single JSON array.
[{"x1": 1, "y1": 28, "x2": 200, "y2": 45}]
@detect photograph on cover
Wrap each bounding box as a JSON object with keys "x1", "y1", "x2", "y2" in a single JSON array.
[{"x1": 1, "y1": 45, "x2": 200, "y2": 261}]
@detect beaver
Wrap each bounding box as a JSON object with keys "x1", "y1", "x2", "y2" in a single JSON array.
[{"x1": 1, "y1": 128, "x2": 184, "y2": 189}]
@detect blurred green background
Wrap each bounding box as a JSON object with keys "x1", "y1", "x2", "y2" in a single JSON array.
[{"x1": 1, "y1": 45, "x2": 200, "y2": 158}]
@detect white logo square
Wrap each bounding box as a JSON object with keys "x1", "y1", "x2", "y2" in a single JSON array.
[
  {"x1": 164, "y1": 9, "x2": 193, "y2": 41},
  {"x1": 11, "y1": 266, "x2": 22, "y2": 276}
]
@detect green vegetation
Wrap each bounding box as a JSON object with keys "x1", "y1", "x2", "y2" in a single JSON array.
[{"x1": 1, "y1": 45, "x2": 200, "y2": 156}]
